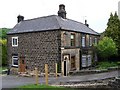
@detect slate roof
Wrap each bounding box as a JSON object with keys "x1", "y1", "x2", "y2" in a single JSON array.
[{"x1": 7, "y1": 15, "x2": 99, "y2": 35}]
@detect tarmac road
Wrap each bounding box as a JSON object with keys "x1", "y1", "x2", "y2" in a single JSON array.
[{"x1": 1, "y1": 70, "x2": 119, "y2": 89}]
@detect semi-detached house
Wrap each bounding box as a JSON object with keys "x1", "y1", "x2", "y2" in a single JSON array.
[{"x1": 7, "y1": 4, "x2": 100, "y2": 76}]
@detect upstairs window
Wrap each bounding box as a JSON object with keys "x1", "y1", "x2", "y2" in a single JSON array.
[
  {"x1": 94, "y1": 38, "x2": 97, "y2": 44},
  {"x1": 12, "y1": 37, "x2": 18, "y2": 47},
  {"x1": 12, "y1": 55, "x2": 18, "y2": 67},
  {"x1": 89, "y1": 37, "x2": 92, "y2": 46},
  {"x1": 82, "y1": 36, "x2": 85, "y2": 47},
  {"x1": 71, "y1": 34, "x2": 75, "y2": 46}
]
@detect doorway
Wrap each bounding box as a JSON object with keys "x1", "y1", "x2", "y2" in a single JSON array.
[
  {"x1": 19, "y1": 57, "x2": 26, "y2": 73},
  {"x1": 71, "y1": 56, "x2": 76, "y2": 70},
  {"x1": 62, "y1": 55, "x2": 69, "y2": 76}
]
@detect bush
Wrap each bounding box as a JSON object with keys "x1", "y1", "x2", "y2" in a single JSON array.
[{"x1": 95, "y1": 37, "x2": 118, "y2": 61}]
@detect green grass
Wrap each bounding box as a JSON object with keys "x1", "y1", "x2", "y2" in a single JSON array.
[
  {"x1": 0, "y1": 66, "x2": 7, "y2": 73},
  {"x1": 19, "y1": 84, "x2": 64, "y2": 89},
  {"x1": 97, "y1": 61, "x2": 119, "y2": 70}
]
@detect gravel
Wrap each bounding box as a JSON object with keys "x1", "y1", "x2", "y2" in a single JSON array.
[{"x1": 51, "y1": 78, "x2": 115, "y2": 88}]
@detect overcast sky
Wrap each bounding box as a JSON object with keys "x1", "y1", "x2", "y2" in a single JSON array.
[{"x1": 0, "y1": 0, "x2": 119, "y2": 33}]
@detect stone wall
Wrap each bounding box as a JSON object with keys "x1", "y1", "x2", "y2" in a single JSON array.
[
  {"x1": 61, "y1": 31, "x2": 99, "y2": 48},
  {"x1": 7, "y1": 29, "x2": 99, "y2": 75},
  {"x1": 7, "y1": 30, "x2": 61, "y2": 74},
  {"x1": 61, "y1": 31, "x2": 80, "y2": 47}
]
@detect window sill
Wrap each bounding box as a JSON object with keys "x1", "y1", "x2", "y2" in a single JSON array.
[
  {"x1": 12, "y1": 65, "x2": 18, "y2": 68},
  {"x1": 12, "y1": 46, "x2": 18, "y2": 47}
]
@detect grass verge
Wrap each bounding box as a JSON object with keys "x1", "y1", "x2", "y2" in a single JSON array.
[
  {"x1": 19, "y1": 84, "x2": 63, "y2": 88},
  {"x1": 97, "y1": 61, "x2": 119, "y2": 70}
]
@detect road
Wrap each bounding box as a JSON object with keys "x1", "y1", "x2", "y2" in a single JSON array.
[{"x1": 1, "y1": 70, "x2": 119, "y2": 89}]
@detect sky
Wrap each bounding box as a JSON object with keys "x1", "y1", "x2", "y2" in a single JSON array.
[{"x1": 0, "y1": 0, "x2": 120, "y2": 33}]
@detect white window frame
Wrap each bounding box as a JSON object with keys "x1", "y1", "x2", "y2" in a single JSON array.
[
  {"x1": 12, "y1": 55, "x2": 18, "y2": 67},
  {"x1": 82, "y1": 36, "x2": 85, "y2": 47},
  {"x1": 12, "y1": 37, "x2": 18, "y2": 47}
]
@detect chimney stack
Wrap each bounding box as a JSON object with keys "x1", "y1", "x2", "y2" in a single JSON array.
[
  {"x1": 85, "y1": 20, "x2": 89, "y2": 27},
  {"x1": 17, "y1": 15, "x2": 24, "y2": 23},
  {"x1": 58, "y1": 4, "x2": 66, "y2": 19}
]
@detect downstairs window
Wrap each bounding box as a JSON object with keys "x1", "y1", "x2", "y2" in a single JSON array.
[{"x1": 12, "y1": 55, "x2": 18, "y2": 67}]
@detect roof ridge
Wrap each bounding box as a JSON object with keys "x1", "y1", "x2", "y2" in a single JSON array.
[{"x1": 23, "y1": 15, "x2": 57, "y2": 22}]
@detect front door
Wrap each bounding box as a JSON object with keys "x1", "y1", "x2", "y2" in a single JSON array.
[
  {"x1": 71, "y1": 56, "x2": 76, "y2": 70},
  {"x1": 19, "y1": 57, "x2": 26, "y2": 73}
]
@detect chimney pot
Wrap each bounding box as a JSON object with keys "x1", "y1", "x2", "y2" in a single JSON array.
[
  {"x1": 17, "y1": 15, "x2": 24, "y2": 23},
  {"x1": 85, "y1": 20, "x2": 89, "y2": 27}
]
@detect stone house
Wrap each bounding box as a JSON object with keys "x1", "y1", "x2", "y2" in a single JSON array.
[{"x1": 7, "y1": 4, "x2": 100, "y2": 76}]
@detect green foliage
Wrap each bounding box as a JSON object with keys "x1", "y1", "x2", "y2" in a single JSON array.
[
  {"x1": 104, "y1": 12, "x2": 120, "y2": 53},
  {"x1": 0, "y1": 28, "x2": 10, "y2": 39},
  {"x1": 95, "y1": 37, "x2": 117, "y2": 60},
  {"x1": 97, "y1": 61, "x2": 118, "y2": 70},
  {"x1": 0, "y1": 39, "x2": 7, "y2": 66},
  {"x1": 0, "y1": 28, "x2": 10, "y2": 66}
]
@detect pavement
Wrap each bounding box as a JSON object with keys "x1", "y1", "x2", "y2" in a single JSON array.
[{"x1": 1, "y1": 70, "x2": 120, "y2": 89}]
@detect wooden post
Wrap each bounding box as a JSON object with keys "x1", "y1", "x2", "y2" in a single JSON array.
[
  {"x1": 45, "y1": 64, "x2": 48, "y2": 85},
  {"x1": 35, "y1": 67, "x2": 38, "y2": 85},
  {"x1": 55, "y1": 63, "x2": 58, "y2": 79}
]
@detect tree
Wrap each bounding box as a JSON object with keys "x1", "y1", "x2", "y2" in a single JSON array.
[
  {"x1": 0, "y1": 39, "x2": 7, "y2": 66},
  {"x1": 95, "y1": 37, "x2": 118, "y2": 60},
  {"x1": 0, "y1": 28, "x2": 10, "y2": 66},
  {"x1": 0, "y1": 28, "x2": 10, "y2": 39},
  {"x1": 104, "y1": 12, "x2": 120, "y2": 55}
]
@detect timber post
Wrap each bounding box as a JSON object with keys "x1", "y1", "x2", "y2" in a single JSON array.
[
  {"x1": 35, "y1": 67, "x2": 38, "y2": 85},
  {"x1": 55, "y1": 63, "x2": 58, "y2": 79},
  {"x1": 45, "y1": 64, "x2": 48, "y2": 85}
]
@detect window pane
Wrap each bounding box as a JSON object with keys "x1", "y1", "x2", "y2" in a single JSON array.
[
  {"x1": 89, "y1": 37, "x2": 92, "y2": 46},
  {"x1": 87, "y1": 55, "x2": 91, "y2": 66},
  {"x1": 82, "y1": 36, "x2": 85, "y2": 47},
  {"x1": 13, "y1": 39, "x2": 15, "y2": 45},
  {"x1": 12, "y1": 37, "x2": 18, "y2": 46},
  {"x1": 14, "y1": 39, "x2": 17, "y2": 45},
  {"x1": 95, "y1": 38, "x2": 97, "y2": 44},
  {"x1": 82, "y1": 55, "x2": 86, "y2": 67},
  {"x1": 71, "y1": 35, "x2": 74, "y2": 39},
  {"x1": 12, "y1": 55, "x2": 18, "y2": 66},
  {"x1": 14, "y1": 59, "x2": 18, "y2": 65},
  {"x1": 71, "y1": 34, "x2": 75, "y2": 46},
  {"x1": 71, "y1": 40, "x2": 75, "y2": 46}
]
